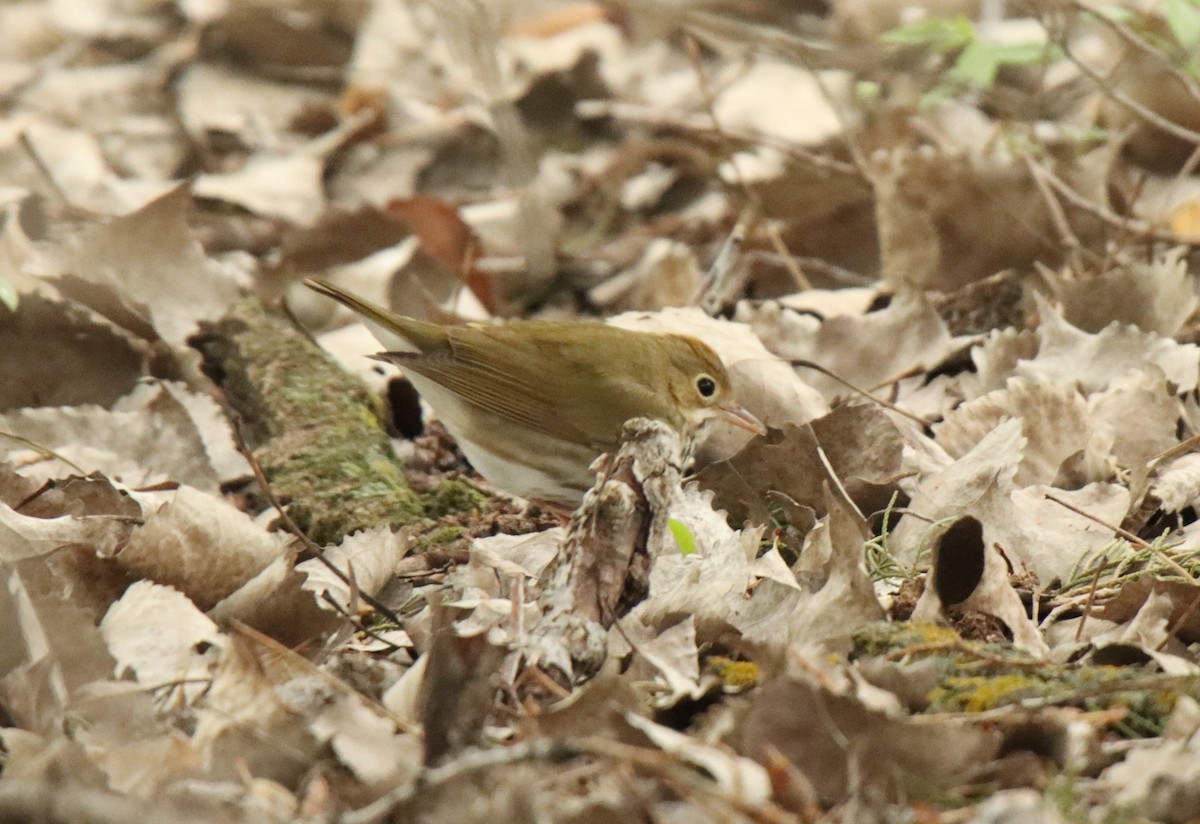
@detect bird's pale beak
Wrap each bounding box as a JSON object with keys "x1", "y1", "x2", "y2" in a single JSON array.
[{"x1": 718, "y1": 401, "x2": 766, "y2": 436}]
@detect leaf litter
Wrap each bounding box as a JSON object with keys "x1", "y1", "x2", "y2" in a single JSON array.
[{"x1": 3, "y1": 1, "x2": 1200, "y2": 821}]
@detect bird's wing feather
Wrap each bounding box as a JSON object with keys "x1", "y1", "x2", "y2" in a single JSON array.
[
  {"x1": 384, "y1": 323, "x2": 677, "y2": 449},
  {"x1": 384, "y1": 325, "x2": 622, "y2": 448}
]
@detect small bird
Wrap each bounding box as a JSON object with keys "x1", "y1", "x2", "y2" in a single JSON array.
[{"x1": 304, "y1": 278, "x2": 765, "y2": 504}]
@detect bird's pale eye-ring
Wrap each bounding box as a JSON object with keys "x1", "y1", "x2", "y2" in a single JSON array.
[{"x1": 696, "y1": 375, "x2": 717, "y2": 398}]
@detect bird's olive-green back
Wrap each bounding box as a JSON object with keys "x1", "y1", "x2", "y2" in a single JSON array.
[
  {"x1": 303, "y1": 277, "x2": 731, "y2": 450},
  {"x1": 383, "y1": 320, "x2": 719, "y2": 449}
]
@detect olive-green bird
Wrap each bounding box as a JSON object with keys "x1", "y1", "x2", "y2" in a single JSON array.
[{"x1": 305, "y1": 278, "x2": 764, "y2": 504}]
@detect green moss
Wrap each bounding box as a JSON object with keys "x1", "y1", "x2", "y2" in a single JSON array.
[
  {"x1": 195, "y1": 300, "x2": 424, "y2": 545},
  {"x1": 405, "y1": 524, "x2": 470, "y2": 556},
  {"x1": 930, "y1": 673, "x2": 1047, "y2": 712},
  {"x1": 848, "y1": 621, "x2": 1200, "y2": 737},
  {"x1": 851, "y1": 621, "x2": 961, "y2": 656},
  {"x1": 422, "y1": 525, "x2": 467, "y2": 546},
  {"x1": 705, "y1": 657, "x2": 759, "y2": 689},
  {"x1": 422, "y1": 479, "x2": 489, "y2": 519}
]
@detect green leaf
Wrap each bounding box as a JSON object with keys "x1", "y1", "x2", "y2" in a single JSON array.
[
  {"x1": 991, "y1": 41, "x2": 1063, "y2": 66},
  {"x1": 918, "y1": 82, "x2": 961, "y2": 110},
  {"x1": 1165, "y1": 0, "x2": 1200, "y2": 47},
  {"x1": 668, "y1": 518, "x2": 697, "y2": 556},
  {"x1": 881, "y1": 16, "x2": 974, "y2": 52},
  {"x1": 948, "y1": 41, "x2": 1061, "y2": 88},
  {"x1": 854, "y1": 79, "x2": 882, "y2": 103},
  {"x1": 1094, "y1": 5, "x2": 1136, "y2": 23},
  {"x1": 948, "y1": 41, "x2": 1002, "y2": 87},
  {"x1": 1186, "y1": 51, "x2": 1200, "y2": 81},
  {"x1": 0, "y1": 277, "x2": 16, "y2": 312}
]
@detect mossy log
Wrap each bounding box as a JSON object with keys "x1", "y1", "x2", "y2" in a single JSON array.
[{"x1": 193, "y1": 298, "x2": 430, "y2": 544}]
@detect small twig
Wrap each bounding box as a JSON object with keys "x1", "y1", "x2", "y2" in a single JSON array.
[
  {"x1": 318, "y1": 590, "x2": 407, "y2": 650},
  {"x1": 884, "y1": 640, "x2": 1044, "y2": 669},
  {"x1": 790, "y1": 359, "x2": 934, "y2": 427},
  {"x1": 1045, "y1": 493, "x2": 1195, "y2": 583},
  {"x1": 1029, "y1": 154, "x2": 1182, "y2": 243},
  {"x1": 574, "y1": 99, "x2": 859, "y2": 177},
  {"x1": 1062, "y1": 43, "x2": 1200, "y2": 148},
  {"x1": 1161, "y1": 588, "x2": 1200, "y2": 652},
  {"x1": 522, "y1": 664, "x2": 572, "y2": 701},
  {"x1": 867, "y1": 363, "x2": 925, "y2": 395},
  {"x1": 1021, "y1": 153, "x2": 1091, "y2": 270},
  {"x1": 345, "y1": 557, "x2": 362, "y2": 617},
  {"x1": 1063, "y1": 0, "x2": 1200, "y2": 107},
  {"x1": 1075, "y1": 554, "x2": 1107, "y2": 643},
  {"x1": 0, "y1": 430, "x2": 88, "y2": 476},
  {"x1": 231, "y1": 620, "x2": 415, "y2": 734},
  {"x1": 16, "y1": 131, "x2": 91, "y2": 214},
  {"x1": 695, "y1": 214, "x2": 751, "y2": 314},
  {"x1": 762, "y1": 220, "x2": 812, "y2": 292},
  {"x1": 1147, "y1": 433, "x2": 1200, "y2": 470},
  {"x1": 1013, "y1": 674, "x2": 1199, "y2": 711},
  {"x1": 742, "y1": 250, "x2": 873, "y2": 287},
  {"x1": 230, "y1": 419, "x2": 405, "y2": 628},
  {"x1": 1172, "y1": 143, "x2": 1200, "y2": 204}
]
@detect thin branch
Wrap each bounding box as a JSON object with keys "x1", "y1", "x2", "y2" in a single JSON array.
[
  {"x1": 1027, "y1": 154, "x2": 1183, "y2": 243},
  {"x1": 0, "y1": 429, "x2": 87, "y2": 475},
  {"x1": 790, "y1": 359, "x2": 934, "y2": 427},
  {"x1": 1074, "y1": 553, "x2": 1107, "y2": 643},
  {"x1": 1062, "y1": 43, "x2": 1200, "y2": 148},
  {"x1": 230, "y1": 419, "x2": 406, "y2": 628},
  {"x1": 1045, "y1": 493, "x2": 1195, "y2": 583},
  {"x1": 575, "y1": 99, "x2": 860, "y2": 177},
  {"x1": 1063, "y1": 0, "x2": 1200, "y2": 107},
  {"x1": 1021, "y1": 153, "x2": 1092, "y2": 269}
]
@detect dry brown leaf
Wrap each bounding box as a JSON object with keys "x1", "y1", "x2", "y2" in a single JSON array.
[
  {"x1": 111, "y1": 485, "x2": 287, "y2": 610},
  {"x1": 0, "y1": 561, "x2": 119, "y2": 732},
  {"x1": 309, "y1": 696, "x2": 420, "y2": 785},
  {"x1": 740, "y1": 292, "x2": 959, "y2": 404},
  {"x1": 873, "y1": 147, "x2": 1106, "y2": 292},
  {"x1": 0, "y1": 292, "x2": 146, "y2": 412},
  {"x1": 1017, "y1": 294, "x2": 1200, "y2": 394},
  {"x1": 733, "y1": 484, "x2": 886, "y2": 647},
  {"x1": 932, "y1": 377, "x2": 1096, "y2": 487},
  {"x1": 736, "y1": 656, "x2": 1002, "y2": 802},
  {"x1": 625, "y1": 615, "x2": 703, "y2": 701},
  {"x1": 698, "y1": 403, "x2": 904, "y2": 527},
  {"x1": 713, "y1": 61, "x2": 851, "y2": 148},
  {"x1": 191, "y1": 635, "x2": 320, "y2": 784},
  {"x1": 626, "y1": 712, "x2": 772, "y2": 805},
  {"x1": 1151, "y1": 453, "x2": 1200, "y2": 514},
  {"x1": 894, "y1": 418, "x2": 1129, "y2": 585},
  {"x1": 100, "y1": 580, "x2": 223, "y2": 703},
  {"x1": 0, "y1": 475, "x2": 142, "y2": 563},
  {"x1": 588, "y1": 238, "x2": 702, "y2": 312},
  {"x1": 40, "y1": 186, "x2": 242, "y2": 345},
  {"x1": 1054, "y1": 249, "x2": 1198, "y2": 337},
  {"x1": 0, "y1": 380, "x2": 248, "y2": 489},
  {"x1": 175, "y1": 64, "x2": 335, "y2": 148},
  {"x1": 207, "y1": 552, "x2": 340, "y2": 647},
  {"x1": 911, "y1": 515, "x2": 1048, "y2": 656},
  {"x1": 18, "y1": 119, "x2": 177, "y2": 215},
  {"x1": 194, "y1": 152, "x2": 327, "y2": 227},
  {"x1": 298, "y1": 524, "x2": 409, "y2": 614},
  {"x1": 1099, "y1": 739, "x2": 1200, "y2": 820}
]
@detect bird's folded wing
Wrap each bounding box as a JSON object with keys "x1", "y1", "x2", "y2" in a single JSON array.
[{"x1": 382, "y1": 346, "x2": 607, "y2": 449}]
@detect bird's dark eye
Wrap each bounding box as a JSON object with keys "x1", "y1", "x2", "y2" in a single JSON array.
[{"x1": 696, "y1": 375, "x2": 717, "y2": 398}]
